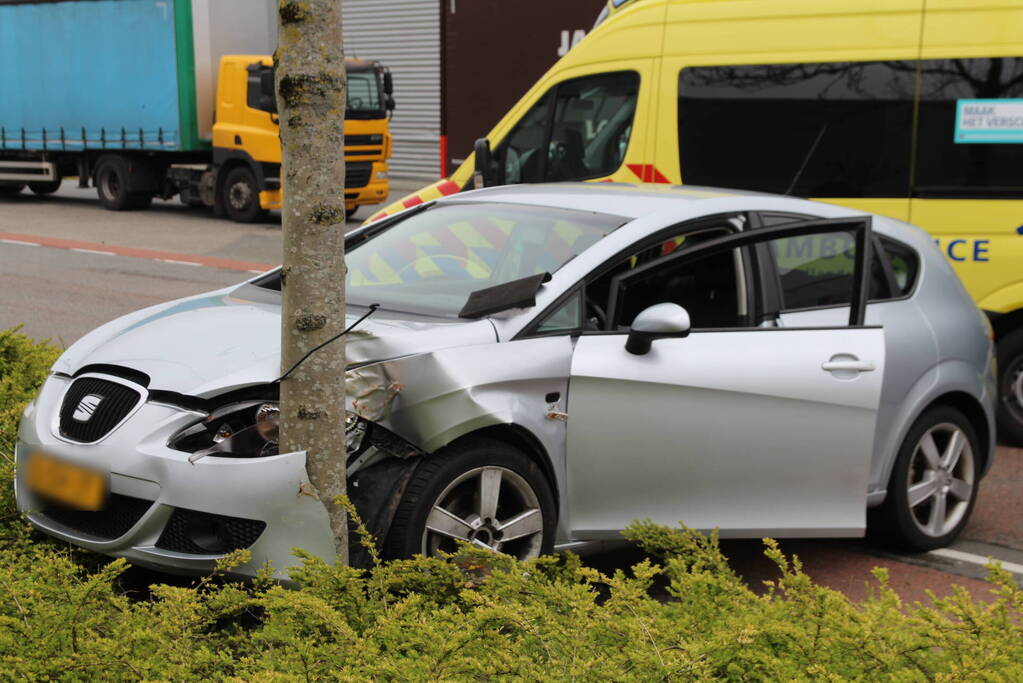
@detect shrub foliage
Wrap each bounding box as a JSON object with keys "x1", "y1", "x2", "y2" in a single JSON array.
[{"x1": 1, "y1": 329, "x2": 1021, "y2": 679}]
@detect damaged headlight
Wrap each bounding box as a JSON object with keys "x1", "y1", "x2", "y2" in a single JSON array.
[{"x1": 170, "y1": 401, "x2": 368, "y2": 460}]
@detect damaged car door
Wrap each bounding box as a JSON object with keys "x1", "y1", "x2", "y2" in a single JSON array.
[{"x1": 565, "y1": 218, "x2": 886, "y2": 540}]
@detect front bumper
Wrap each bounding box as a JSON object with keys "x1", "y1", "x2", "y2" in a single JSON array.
[
  {"x1": 14, "y1": 374, "x2": 335, "y2": 579},
  {"x1": 345, "y1": 161, "x2": 389, "y2": 210}
]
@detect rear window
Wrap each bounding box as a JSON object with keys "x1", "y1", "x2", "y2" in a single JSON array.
[{"x1": 879, "y1": 236, "x2": 919, "y2": 297}]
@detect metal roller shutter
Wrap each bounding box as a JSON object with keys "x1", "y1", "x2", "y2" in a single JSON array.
[{"x1": 343, "y1": 0, "x2": 440, "y2": 181}]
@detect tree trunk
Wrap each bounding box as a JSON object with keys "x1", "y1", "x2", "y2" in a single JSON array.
[{"x1": 275, "y1": 0, "x2": 349, "y2": 563}]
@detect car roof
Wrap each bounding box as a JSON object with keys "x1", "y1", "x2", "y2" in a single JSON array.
[{"x1": 442, "y1": 182, "x2": 805, "y2": 219}]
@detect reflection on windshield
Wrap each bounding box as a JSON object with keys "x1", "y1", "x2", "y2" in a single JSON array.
[{"x1": 347, "y1": 203, "x2": 626, "y2": 316}]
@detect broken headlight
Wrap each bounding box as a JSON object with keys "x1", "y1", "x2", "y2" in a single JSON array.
[{"x1": 170, "y1": 401, "x2": 366, "y2": 459}]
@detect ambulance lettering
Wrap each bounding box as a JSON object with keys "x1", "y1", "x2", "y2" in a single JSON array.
[{"x1": 934, "y1": 239, "x2": 991, "y2": 262}]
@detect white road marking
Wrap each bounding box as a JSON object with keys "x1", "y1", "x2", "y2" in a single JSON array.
[
  {"x1": 70, "y1": 247, "x2": 115, "y2": 256},
  {"x1": 159, "y1": 259, "x2": 202, "y2": 267},
  {"x1": 928, "y1": 547, "x2": 1023, "y2": 575},
  {"x1": 0, "y1": 239, "x2": 41, "y2": 246}
]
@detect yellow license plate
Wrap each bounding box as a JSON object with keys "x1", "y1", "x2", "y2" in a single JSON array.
[{"x1": 26, "y1": 453, "x2": 107, "y2": 511}]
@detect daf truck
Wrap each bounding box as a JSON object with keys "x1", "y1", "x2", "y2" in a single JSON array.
[{"x1": 0, "y1": 0, "x2": 393, "y2": 222}]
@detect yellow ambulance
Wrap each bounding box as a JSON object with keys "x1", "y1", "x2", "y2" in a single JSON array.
[{"x1": 370, "y1": 0, "x2": 1023, "y2": 444}]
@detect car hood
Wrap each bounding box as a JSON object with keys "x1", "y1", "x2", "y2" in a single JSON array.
[{"x1": 52, "y1": 282, "x2": 497, "y2": 398}]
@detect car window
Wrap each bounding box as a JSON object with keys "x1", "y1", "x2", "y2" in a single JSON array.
[
  {"x1": 535, "y1": 291, "x2": 583, "y2": 333},
  {"x1": 497, "y1": 71, "x2": 639, "y2": 184},
  {"x1": 761, "y1": 212, "x2": 890, "y2": 303},
  {"x1": 879, "y1": 236, "x2": 919, "y2": 296},
  {"x1": 346, "y1": 202, "x2": 626, "y2": 317}
]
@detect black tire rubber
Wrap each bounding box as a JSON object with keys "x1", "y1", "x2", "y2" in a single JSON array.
[
  {"x1": 345, "y1": 207, "x2": 358, "y2": 221},
  {"x1": 871, "y1": 405, "x2": 980, "y2": 551},
  {"x1": 95, "y1": 157, "x2": 133, "y2": 210},
  {"x1": 222, "y1": 166, "x2": 266, "y2": 223},
  {"x1": 996, "y1": 329, "x2": 1023, "y2": 446},
  {"x1": 0, "y1": 183, "x2": 25, "y2": 196},
  {"x1": 28, "y1": 178, "x2": 62, "y2": 195},
  {"x1": 384, "y1": 437, "x2": 556, "y2": 561}
]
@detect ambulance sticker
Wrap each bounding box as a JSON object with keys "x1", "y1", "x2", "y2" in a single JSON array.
[{"x1": 955, "y1": 99, "x2": 1023, "y2": 143}]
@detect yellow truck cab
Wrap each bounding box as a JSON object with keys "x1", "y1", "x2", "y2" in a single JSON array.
[
  {"x1": 373, "y1": 0, "x2": 1023, "y2": 444},
  {"x1": 204, "y1": 55, "x2": 393, "y2": 222}
]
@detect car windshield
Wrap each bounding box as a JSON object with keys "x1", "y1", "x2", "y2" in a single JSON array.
[{"x1": 347, "y1": 202, "x2": 626, "y2": 316}]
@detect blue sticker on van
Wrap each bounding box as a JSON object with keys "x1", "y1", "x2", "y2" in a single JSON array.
[{"x1": 955, "y1": 99, "x2": 1023, "y2": 143}]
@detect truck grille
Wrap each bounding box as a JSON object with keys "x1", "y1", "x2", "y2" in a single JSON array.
[
  {"x1": 59, "y1": 377, "x2": 142, "y2": 443},
  {"x1": 346, "y1": 162, "x2": 372, "y2": 189},
  {"x1": 39, "y1": 494, "x2": 153, "y2": 540}
]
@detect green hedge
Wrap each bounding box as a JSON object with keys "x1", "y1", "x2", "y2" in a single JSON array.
[{"x1": 1, "y1": 330, "x2": 1022, "y2": 680}]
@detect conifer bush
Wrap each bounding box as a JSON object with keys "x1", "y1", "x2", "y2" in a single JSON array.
[{"x1": 1, "y1": 330, "x2": 1021, "y2": 679}]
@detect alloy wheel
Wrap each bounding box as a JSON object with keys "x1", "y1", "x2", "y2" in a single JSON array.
[
  {"x1": 422, "y1": 465, "x2": 544, "y2": 560},
  {"x1": 906, "y1": 422, "x2": 975, "y2": 538}
]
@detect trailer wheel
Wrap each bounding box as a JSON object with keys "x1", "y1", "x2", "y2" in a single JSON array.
[
  {"x1": 95, "y1": 157, "x2": 151, "y2": 210},
  {"x1": 0, "y1": 183, "x2": 25, "y2": 196},
  {"x1": 222, "y1": 166, "x2": 266, "y2": 223},
  {"x1": 29, "y1": 178, "x2": 62, "y2": 195}
]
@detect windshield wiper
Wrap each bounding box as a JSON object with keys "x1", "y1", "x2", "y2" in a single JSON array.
[{"x1": 459, "y1": 272, "x2": 552, "y2": 319}]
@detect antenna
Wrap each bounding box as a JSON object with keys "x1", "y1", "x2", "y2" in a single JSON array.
[{"x1": 784, "y1": 124, "x2": 828, "y2": 196}]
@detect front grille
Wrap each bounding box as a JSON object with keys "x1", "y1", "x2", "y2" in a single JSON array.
[
  {"x1": 345, "y1": 134, "x2": 382, "y2": 146},
  {"x1": 39, "y1": 494, "x2": 153, "y2": 540},
  {"x1": 59, "y1": 377, "x2": 142, "y2": 443},
  {"x1": 156, "y1": 508, "x2": 267, "y2": 555},
  {"x1": 345, "y1": 162, "x2": 372, "y2": 189}
]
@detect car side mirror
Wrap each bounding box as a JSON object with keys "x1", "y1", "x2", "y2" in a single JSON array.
[{"x1": 625, "y1": 303, "x2": 691, "y2": 355}]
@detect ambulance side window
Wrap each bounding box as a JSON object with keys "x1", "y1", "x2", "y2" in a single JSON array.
[{"x1": 496, "y1": 71, "x2": 639, "y2": 184}]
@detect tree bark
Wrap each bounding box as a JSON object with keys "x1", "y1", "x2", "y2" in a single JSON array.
[{"x1": 275, "y1": 0, "x2": 349, "y2": 563}]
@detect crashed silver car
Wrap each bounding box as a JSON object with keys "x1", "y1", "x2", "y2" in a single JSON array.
[{"x1": 16, "y1": 184, "x2": 996, "y2": 577}]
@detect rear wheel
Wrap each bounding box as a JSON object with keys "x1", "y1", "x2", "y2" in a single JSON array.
[
  {"x1": 0, "y1": 182, "x2": 25, "y2": 196},
  {"x1": 874, "y1": 406, "x2": 980, "y2": 551},
  {"x1": 385, "y1": 438, "x2": 556, "y2": 561},
  {"x1": 29, "y1": 177, "x2": 62, "y2": 195},
  {"x1": 996, "y1": 329, "x2": 1023, "y2": 445},
  {"x1": 95, "y1": 157, "x2": 152, "y2": 210},
  {"x1": 222, "y1": 166, "x2": 266, "y2": 223}
]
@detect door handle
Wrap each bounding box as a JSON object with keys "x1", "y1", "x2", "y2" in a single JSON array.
[{"x1": 822, "y1": 360, "x2": 875, "y2": 372}]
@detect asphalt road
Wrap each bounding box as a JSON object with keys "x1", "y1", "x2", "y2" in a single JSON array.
[{"x1": 1, "y1": 183, "x2": 1021, "y2": 601}]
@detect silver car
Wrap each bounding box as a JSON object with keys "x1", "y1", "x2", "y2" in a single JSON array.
[{"x1": 15, "y1": 184, "x2": 996, "y2": 577}]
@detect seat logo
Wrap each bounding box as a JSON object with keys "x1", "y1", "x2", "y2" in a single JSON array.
[{"x1": 72, "y1": 394, "x2": 103, "y2": 423}]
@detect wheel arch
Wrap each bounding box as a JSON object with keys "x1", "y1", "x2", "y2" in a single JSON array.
[
  {"x1": 989, "y1": 307, "x2": 1023, "y2": 341},
  {"x1": 442, "y1": 423, "x2": 560, "y2": 511},
  {"x1": 926, "y1": 391, "x2": 992, "y2": 475}
]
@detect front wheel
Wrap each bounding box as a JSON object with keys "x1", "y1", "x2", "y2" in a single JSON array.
[
  {"x1": 996, "y1": 329, "x2": 1023, "y2": 446},
  {"x1": 874, "y1": 406, "x2": 980, "y2": 551},
  {"x1": 221, "y1": 166, "x2": 266, "y2": 223},
  {"x1": 29, "y1": 178, "x2": 62, "y2": 195},
  {"x1": 385, "y1": 438, "x2": 556, "y2": 561}
]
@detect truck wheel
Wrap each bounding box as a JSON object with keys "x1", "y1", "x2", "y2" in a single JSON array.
[
  {"x1": 345, "y1": 207, "x2": 358, "y2": 221},
  {"x1": 0, "y1": 182, "x2": 25, "y2": 196},
  {"x1": 29, "y1": 178, "x2": 62, "y2": 195},
  {"x1": 997, "y1": 329, "x2": 1023, "y2": 446},
  {"x1": 222, "y1": 167, "x2": 266, "y2": 223},
  {"x1": 95, "y1": 157, "x2": 150, "y2": 210}
]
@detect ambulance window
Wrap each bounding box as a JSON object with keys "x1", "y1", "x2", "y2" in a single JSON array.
[
  {"x1": 915, "y1": 58, "x2": 1023, "y2": 198},
  {"x1": 496, "y1": 71, "x2": 639, "y2": 184},
  {"x1": 677, "y1": 62, "x2": 915, "y2": 198}
]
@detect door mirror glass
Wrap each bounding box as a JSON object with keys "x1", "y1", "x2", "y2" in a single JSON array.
[
  {"x1": 383, "y1": 70, "x2": 394, "y2": 95},
  {"x1": 625, "y1": 303, "x2": 691, "y2": 355}
]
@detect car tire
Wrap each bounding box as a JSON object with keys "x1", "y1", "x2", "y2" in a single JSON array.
[
  {"x1": 28, "y1": 178, "x2": 62, "y2": 195},
  {"x1": 384, "y1": 438, "x2": 556, "y2": 561},
  {"x1": 222, "y1": 166, "x2": 266, "y2": 223},
  {"x1": 996, "y1": 329, "x2": 1023, "y2": 446},
  {"x1": 95, "y1": 157, "x2": 151, "y2": 210},
  {"x1": 0, "y1": 182, "x2": 25, "y2": 196},
  {"x1": 874, "y1": 406, "x2": 980, "y2": 551}
]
